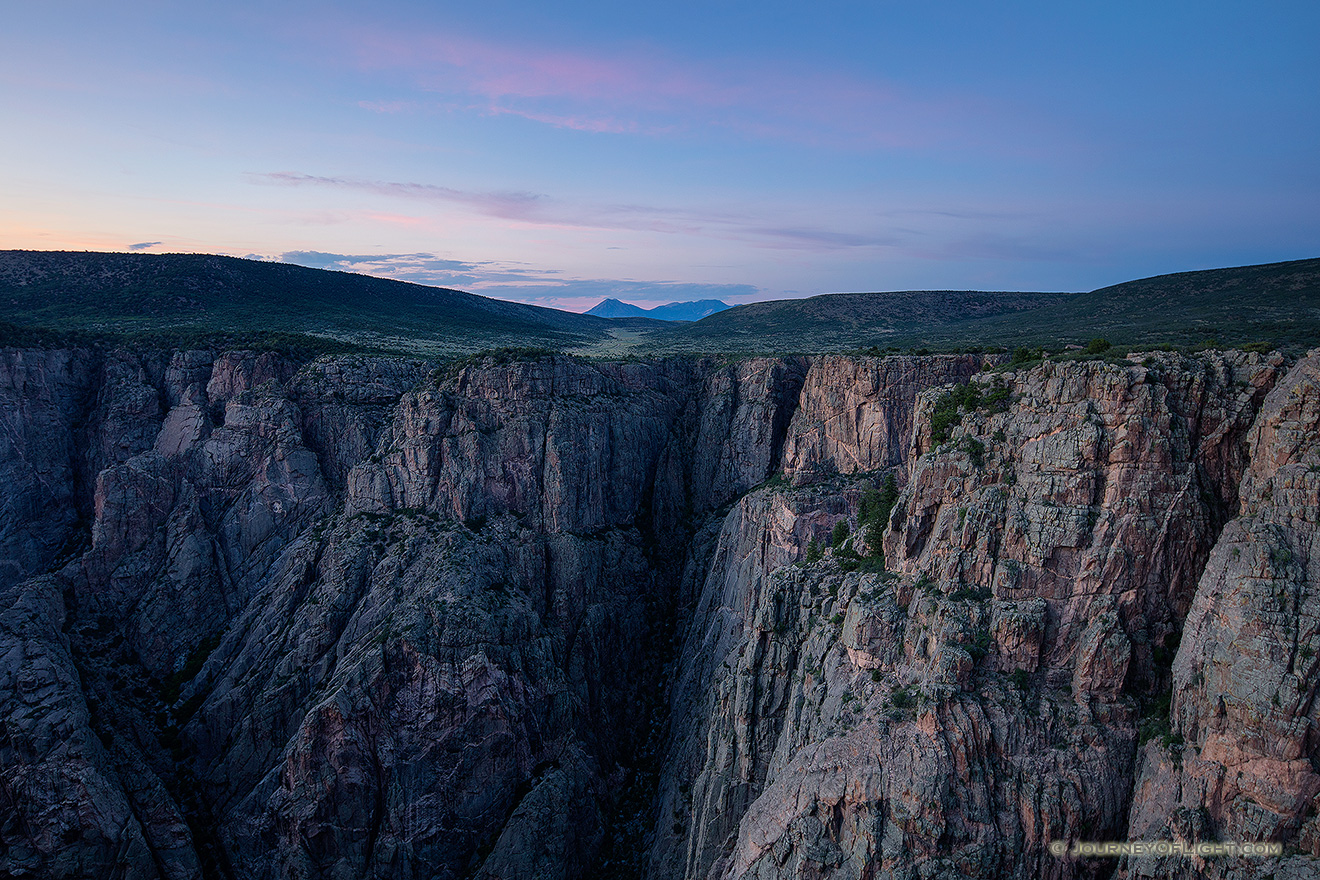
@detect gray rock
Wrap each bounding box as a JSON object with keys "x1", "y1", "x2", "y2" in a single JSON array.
[{"x1": 0, "y1": 346, "x2": 1315, "y2": 880}]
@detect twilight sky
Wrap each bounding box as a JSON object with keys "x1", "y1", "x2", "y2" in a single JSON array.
[{"x1": 2, "y1": 1, "x2": 1317, "y2": 311}]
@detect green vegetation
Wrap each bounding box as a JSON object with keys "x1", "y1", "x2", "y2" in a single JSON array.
[
  {"x1": 1138, "y1": 691, "x2": 1174, "y2": 745},
  {"x1": 929, "y1": 376, "x2": 1011, "y2": 447},
  {"x1": 160, "y1": 633, "x2": 222, "y2": 705},
  {"x1": 964, "y1": 437, "x2": 986, "y2": 468},
  {"x1": 858, "y1": 473, "x2": 900, "y2": 556},
  {"x1": 644, "y1": 257, "x2": 1320, "y2": 355},
  {"x1": 966, "y1": 629, "x2": 992, "y2": 661},
  {"x1": 830, "y1": 520, "x2": 850, "y2": 548},
  {"x1": 4, "y1": 251, "x2": 1318, "y2": 358},
  {"x1": 1270, "y1": 546, "x2": 1294, "y2": 570},
  {"x1": 949, "y1": 585, "x2": 992, "y2": 602},
  {"x1": 839, "y1": 473, "x2": 898, "y2": 573},
  {"x1": 805, "y1": 538, "x2": 823, "y2": 563},
  {"x1": 931, "y1": 382, "x2": 979, "y2": 444},
  {"x1": 0, "y1": 319, "x2": 386, "y2": 358},
  {"x1": 442, "y1": 346, "x2": 566, "y2": 378},
  {"x1": 929, "y1": 396, "x2": 963, "y2": 445},
  {"x1": 1151, "y1": 631, "x2": 1182, "y2": 667},
  {"x1": 0, "y1": 250, "x2": 623, "y2": 356}
]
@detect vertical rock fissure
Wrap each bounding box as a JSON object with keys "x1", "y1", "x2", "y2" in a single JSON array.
[{"x1": 765, "y1": 357, "x2": 809, "y2": 477}]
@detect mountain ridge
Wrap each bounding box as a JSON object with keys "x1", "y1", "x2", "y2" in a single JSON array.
[{"x1": 584, "y1": 297, "x2": 730, "y2": 321}]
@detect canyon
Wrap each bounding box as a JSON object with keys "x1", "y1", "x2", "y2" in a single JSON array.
[{"x1": 1, "y1": 345, "x2": 1316, "y2": 879}]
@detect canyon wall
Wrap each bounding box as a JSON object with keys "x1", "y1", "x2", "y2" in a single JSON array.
[{"x1": 0, "y1": 347, "x2": 1315, "y2": 879}]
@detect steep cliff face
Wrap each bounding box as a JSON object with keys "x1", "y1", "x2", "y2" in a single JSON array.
[
  {"x1": 1122, "y1": 353, "x2": 1320, "y2": 879},
  {"x1": 654, "y1": 350, "x2": 1319, "y2": 880},
  {"x1": 1, "y1": 347, "x2": 1316, "y2": 880},
  {"x1": 0, "y1": 349, "x2": 95, "y2": 591}
]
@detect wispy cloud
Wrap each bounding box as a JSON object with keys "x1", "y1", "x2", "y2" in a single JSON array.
[
  {"x1": 339, "y1": 29, "x2": 999, "y2": 151},
  {"x1": 128, "y1": 241, "x2": 162, "y2": 250},
  {"x1": 275, "y1": 250, "x2": 759, "y2": 311},
  {"x1": 258, "y1": 172, "x2": 545, "y2": 221},
  {"x1": 254, "y1": 171, "x2": 895, "y2": 251}
]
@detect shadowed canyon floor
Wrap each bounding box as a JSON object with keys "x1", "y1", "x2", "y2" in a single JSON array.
[{"x1": 1, "y1": 346, "x2": 1317, "y2": 879}]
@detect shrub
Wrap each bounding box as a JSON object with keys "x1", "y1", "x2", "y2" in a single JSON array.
[
  {"x1": 830, "y1": 520, "x2": 850, "y2": 548},
  {"x1": 931, "y1": 380, "x2": 999, "y2": 445},
  {"x1": 984, "y1": 378, "x2": 1011, "y2": 413},
  {"x1": 858, "y1": 473, "x2": 900, "y2": 558},
  {"x1": 929, "y1": 393, "x2": 963, "y2": 445},
  {"x1": 1084, "y1": 338, "x2": 1112, "y2": 355},
  {"x1": 1270, "y1": 546, "x2": 1294, "y2": 569},
  {"x1": 967, "y1": 630, "x2": 992, "y2": 661},
  {"x1": 964, "y1": 437, "x2": 985, "y2": 468},
  {"x1": 1138, "y1": 692, "x2": 1173, "y2": 745},
  {"x1": 805, "y1": 538, "x2": 823, "y2": 563},
  {"x1": 160, "y1": 634, "x2": 221, "y2": 705}
]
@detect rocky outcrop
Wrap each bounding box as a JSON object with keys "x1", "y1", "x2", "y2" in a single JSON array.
[
  {"x1": 1122, "y1": 353, "x2": 1320, "y2": 879},
  {"x1": 655, "y1": 350, "x2": 1315, "y2": 880},
  {"x1": 0, "y1": 349, "x2": 95, "y2": 591},
  {"x1": 1, "y1": 346, "x2": 1317, "y2": 880},
  {"x1": 1, "y1": 349, "x2": 418, "y2": 878},
  {"x1": 781, "y1": 354, "x2": 984, "y2": 481},
  {"x1": 0, "y1": 574, "x2": 202, "y2": 880}
]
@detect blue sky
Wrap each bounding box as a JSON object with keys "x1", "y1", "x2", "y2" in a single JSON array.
[{"x1": 2, "y1": 1, "x2": 1316, "y2": 311}]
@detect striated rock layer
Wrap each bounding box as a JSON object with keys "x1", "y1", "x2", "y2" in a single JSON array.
[{"x1": 0, "y1": 346, "x2": 1316, "y2": 880}]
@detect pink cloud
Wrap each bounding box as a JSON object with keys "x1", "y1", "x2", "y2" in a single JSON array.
[
  {"x1": 353, "y1": 31, "x2": 737, "y2": 108},
  {"x1": 337, "y1": 28, "x2": 998, "y2": 151}
]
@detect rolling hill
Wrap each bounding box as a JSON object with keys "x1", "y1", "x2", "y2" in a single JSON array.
[
  {"x1": 0, "y1": 250, "x2": 624, "y2": 355},
  {"x1": 646, "y1": 257, "x2": 1320, "y2": 354},
  {"x1": 1, "y1": 250, "x2": 1317, "y2": 357}
]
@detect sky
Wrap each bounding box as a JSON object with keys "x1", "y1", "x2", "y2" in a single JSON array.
[{"x1": 2, "y1": 1, "x2": 1317, "y2": 312}]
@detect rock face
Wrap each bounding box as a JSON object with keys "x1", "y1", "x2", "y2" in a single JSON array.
[
  {"x1": 0, "y1": 346, "x2": 1317, "y2": 880},
  {"x1": 1122, "y1": 353, "x2": 1320, "y2": 879},
  {"x1": 0, "y1": 349, "x2": 95, "y2": 591}
]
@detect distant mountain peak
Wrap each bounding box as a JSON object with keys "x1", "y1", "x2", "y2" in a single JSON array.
[{"x1": 584, "y1": 297, "x2": 730, "y2": 322}]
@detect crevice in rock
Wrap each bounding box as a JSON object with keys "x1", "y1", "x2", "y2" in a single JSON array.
[{"x1": 766, "y1": 357, "x2": 810, "y2": 477}]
